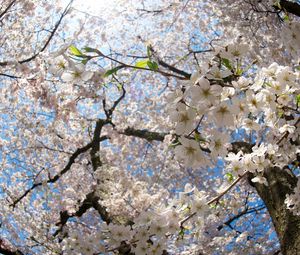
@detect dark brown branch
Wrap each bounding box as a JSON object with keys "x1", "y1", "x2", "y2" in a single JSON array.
[
  {"x1": 104, "y1": 62, "x2": 187, "y2": 80},
  {"x1": 137, "y1": 8, "x2": 164, "y2": 14},
  {"x1": 136, "y1": 4, "x2": 172, "y2": 15},
  {"x1": 54, "y1": 191, "x2": 111, "y2": 237},
  {"x1": 94, "y1": 49, "x2": 188, "y2": 80},
  {"x1": 157, "y1": 58, "x2": 191, "y2": 78},
  {"x1": 10, "y1": 132, "x2": 252, "y2": 210},
  {"x1": 230, "y1": 141, "x2": 254, "y2": 154},
  {"x1": 90, "y1": 119, "x2": 108, "y2": 170},
  {"x1": 120, "y1": 127, "x2": 167, "y2": 142},
  {"x1": 0, "y1": 0, "x2": 17, "y2": 20},
  {"x1": 0, "y1": 238, "x2": 24, "y2": 255},
  {"x1": 53, "y1": 117, "x2": 111, "y2": 237},
  {"x1": 279, "y1": 0, "x2": 300, "y2": 17},
  {"x1": 217, "y1": 205, "x2": 266, "y2": 231},
  {"x1": 11, "y1": 142, "x2": 93, "y2": 207},
  {"x1": 0, "y1": 0, "x2": 74, "y2": 67},
  {"x1": 103, "y1": 81, "x2": 126, "y2": 123},
  {"x1": 53, "y1": 94, "x2": 126, "y2": 237},
  {"x1": 119, "y1": 128, "x2": 254, "y2": 156},
  {"x1": 0, "y1": 73, "x2": 20, "y2": 79},
  {"x1": 148, "y1": 45, "x2": 191, "y2": 78},
  {"x1": 253, "y1": 167, "x2": 300, "y2": 255}
]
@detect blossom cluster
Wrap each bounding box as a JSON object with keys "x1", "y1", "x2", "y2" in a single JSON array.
[
  {"x1": 62, "y1": 184, "x2": 209, "y2": 255},
  {"x1": 1, "y1": 1, "x2": 300, "y2": 254},
  {"x1": 166, "y1": 45, "x2": 299, "y2": 185}
]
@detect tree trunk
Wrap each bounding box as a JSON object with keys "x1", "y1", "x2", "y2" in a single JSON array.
[{"x1": 253, "y1": 167, "x2": 300, "y2": 255}]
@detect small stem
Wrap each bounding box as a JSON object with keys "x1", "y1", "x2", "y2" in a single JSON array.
[{"x1": 180, "y1": 171, "x2": 247, "y2": 227}]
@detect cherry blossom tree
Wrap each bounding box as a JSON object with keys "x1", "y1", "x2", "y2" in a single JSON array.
[{"x1": 0, "y1": 0, "x2": 300, "y2": 255}]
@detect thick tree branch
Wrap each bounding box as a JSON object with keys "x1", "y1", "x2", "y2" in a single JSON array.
[
  {"x1": 120, "y1": 127, "x2": 168, "y2": 142},
  {"x1": 54, "y1": 191, "x2": 111, "y2": 236},
  {"x1": 279, "y1": 0, "x2": 300, "y2": 17},
  {"x1": 53, "y1": 117, "x2": 112, "y2": 237},
  {"x1": 253, "y1": 167, "x2": 300, "y2": 255},
  {"x1": 90, "y1": 119, "x2": 107, "y2": 169}
]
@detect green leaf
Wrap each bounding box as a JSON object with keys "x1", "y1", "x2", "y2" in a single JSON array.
[
  {"x1": 81, "y1": 59, "x2": 89, "y2": 65},
  {"x1": 116, "y1": 83, "x2": 123, "y2": 91},
  {"x1": 283, "y1": 14, "x2": 289, "y2": 22},
  {"x1": 225, "y1": 172, "x2": 234, "y2": 182},
  {"x1": 194, "y1": 132, "x2": 200, "y2": 142},
  {"x1": 296, "y1": 94, "x2": 300, "y2": 107},
  {"x1": 210, "y1": 203, "x2": 218, "y2": 209},
  {"x1": 147, "y1": 45, "x2": 152, "y2": 59},
  {"x1": 135, "y1": 59, "x2": 149, "y2": 68},
  {"x1": 83, "y1": 46, "x2": 101, "y2": 55},
  {"x1": 194, "y1": 132, "x2": 206, "y2": 142},
  {"x1": 221, "y1": 58, "x2": 233, "y2": 70},
  {"x1": 168, "y1": 141, "x2": 180, "y2": 148},
  {"x1": 147, "y1": 60, "x2": 158, "y2": 71},
  {"x1": 273, "y1": 0, "x2": 281, "y2": 9},
  {"x1": 243, "y1": 59, "x2": 258, "y2": 73},
  {"x1": 264, "y1": 81, "x2": 272, "y2": 87},
  {"x1": 104, "y1": 66, "x2": 123, "y2": 77},
  {"x1": 69, "y1": 45, "x2": 84, "y2": 57},
  {"x1": 278, "y1": 110, "x2": 284, "y2": 118},
  {"x1": 235, "y1": 68, "x2": 243, "y2": 76},
  {"x1": 178, "y1": 228, "x2": 185, "y2": 238}
]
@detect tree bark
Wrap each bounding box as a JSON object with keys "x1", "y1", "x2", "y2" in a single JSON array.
[
  {"x1": 253, "y1": 167, "x2": 300, "y2": 255},
  {"x1": 280, "y1": 0, "x2": 300, "y2": 18}
]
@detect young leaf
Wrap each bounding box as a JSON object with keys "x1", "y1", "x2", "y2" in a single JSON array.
[
  {"x1": 81, "y1": 59, "x2": 89, "y2": 65},
  {"x1": 273, "y1": 0, "x2": 281, "y2": 10},
  {"x1": 236, "y1": 68, "x2": 243, "y2": 76},
  {"x1": 83, "y1": 47, "x2": 101, "y2": 55},
  {"x1": 147, "y1": 45, "x2": 152, "y2": 58},
  {"x1": 225, "y1": 172, "x2": 234, "y2": 182},
  {"x1": 69, "y1": 45, "x2": 84, "y2": 57},
  {"x1": 296, "y1": 94, "x2": 300, "y2": 107},
  {"x1": 221, "y1": 58, "x2": 233, "y2": 70},
  {"x1": 194, "y1": 132, "x2": 200, "y2": 142},
  {"x1": 104, "y1": 66, "x2": 123, "y2": 77},
  {"x1": 178, "y1": 228, "x2": 185, "y2": 238},
  {"x1": 116, "y1": 83, "x2": 123, "y2": 91},
  {"x1": 147, "y1": 61, "x2": 158, "y2": 71},
  {"x1": 283, "y1": 14, "x2": 289, "y2": 22},
  {"x1": 264, "y1": 81, "x2": 272, "y2": 87},
  {"x1": 135, "y1": 59, "x2": 149, "y2": 68}
]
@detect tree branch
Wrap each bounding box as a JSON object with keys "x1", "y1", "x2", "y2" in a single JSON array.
[
  {"x1": 0, "y1": 0, "x2": 74, "y2": 67},
  {"x1": 11, "y1": 141, "x2": 93, "y2": 207},
  {"x1": 217, "y1": 205, "x2": 266, "y2": 231},
  {"x1": 0, "y1": 238, "x2": 24, "y2": 255},
  {"x1": 0, "y1": 0, "x2": 17, "y2": 21},
  {"x1": 253, "y1": 166, "x2": 300, "y2": 255},
  {"x1": 54, "y1": 191, "x2": 111, "y2": 237},
  {"x1": 279, "y1": 0, "x2": 300, "y2": 17},
  {"x1": 180, "y1": 172, "x2": 248, "y2": 227},
  {"x1": 148, "y1": 45, "x2": 191, "y2": 78},
  {"x1": 120, "y1": 127, "x2": 168, "y2": 142}
]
